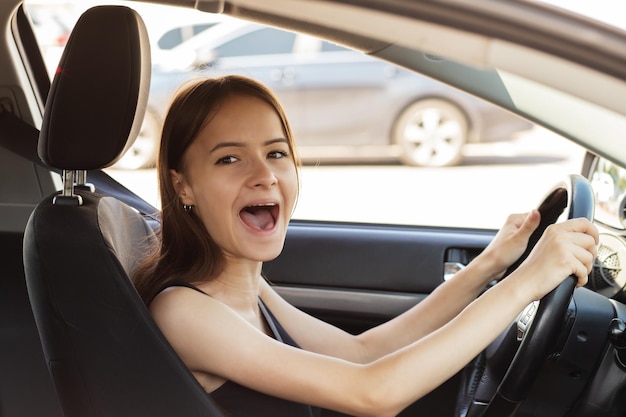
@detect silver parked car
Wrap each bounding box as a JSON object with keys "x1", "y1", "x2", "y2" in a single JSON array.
[{"x1": 117, "y1": 20, "x2": 533, "y2": 169}]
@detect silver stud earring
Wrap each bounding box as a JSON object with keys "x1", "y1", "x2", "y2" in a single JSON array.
[{"x1": 183, "y1": 204, "x2": 192, "y2": 212}]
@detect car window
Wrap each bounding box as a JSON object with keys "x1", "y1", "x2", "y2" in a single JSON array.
[
  {"x1": 320, "y1": 41, "x2": 347, "y2": 53},
  {"x1": 216, "y1": 27, "x2": 296, "y2": 57},
  {"x1": 23, "y1": 0, "x2": 587, "y2": 230},
  {"x1": 157, "y1": 23, "x2": 217, "y2": 50}
]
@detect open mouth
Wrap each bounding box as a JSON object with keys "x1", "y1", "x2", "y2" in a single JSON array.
[{"x1": 239, "y1": 203, "x2": 279, "y2": 231}]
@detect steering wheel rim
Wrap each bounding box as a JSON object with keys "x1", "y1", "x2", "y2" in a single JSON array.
[{"x1": 481, "y1": 174, "x2": 595, "y2": 416}]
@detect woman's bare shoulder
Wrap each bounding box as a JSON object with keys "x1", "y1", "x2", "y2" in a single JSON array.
[
  {"x1": 149, "y1": 284, "x2": 265, "y2": 373},
  {"x1": 151, "y1": 284, "x2": 223, "y2": 318}
]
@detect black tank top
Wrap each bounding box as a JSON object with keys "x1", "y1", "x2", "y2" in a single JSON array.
[{"x1": 162, "y1": 281, "x2": 317, "y2": 417}]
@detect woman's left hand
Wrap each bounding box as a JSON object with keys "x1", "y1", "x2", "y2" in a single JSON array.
[{"x1": 479, "y1": 210, "x2": 541, "y2": 281}]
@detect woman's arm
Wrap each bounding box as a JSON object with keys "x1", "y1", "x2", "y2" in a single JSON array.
[
  {"x1": 263, "y1": 211, "x2": 543, "y2": 363},
  {"x1": 152, "y1": 275, "x2": 531, "y2": 417},
  {"x1": 151, "y1": 217, "x2": 597, "y2": 417}
]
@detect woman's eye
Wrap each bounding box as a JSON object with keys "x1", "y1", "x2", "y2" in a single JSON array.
[
  {"x1": 268, "y1": 150, "x2": 289, "y2": 159},
  {"x1": 216, "y1": 155, "x2": 238, "y2": 165}
]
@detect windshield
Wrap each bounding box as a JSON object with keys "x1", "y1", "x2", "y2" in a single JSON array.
[{"x1": 23, "y1": 0, "x2": 595, "y2": 230}]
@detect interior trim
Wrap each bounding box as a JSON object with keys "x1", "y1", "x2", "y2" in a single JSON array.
[{"x1": 274, "y1": 285, "x2": 426, "y2": 318}]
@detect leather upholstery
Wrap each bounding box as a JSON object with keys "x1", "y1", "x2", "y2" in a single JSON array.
[{"x1": 38, "y1": 6, "x2": 151, "y2": 170}]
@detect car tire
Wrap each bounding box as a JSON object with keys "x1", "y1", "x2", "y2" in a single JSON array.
[
  {"x1": 112, "y1": 110, "x2": 161, "y2": 170},
  {"x1": 393, "y1": 98, "x2": 469, "y2": 167}
]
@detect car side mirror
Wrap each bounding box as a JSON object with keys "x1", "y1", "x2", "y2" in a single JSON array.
[{"x1": 587, "y1": 154, "x2": 626, "y2": 230}]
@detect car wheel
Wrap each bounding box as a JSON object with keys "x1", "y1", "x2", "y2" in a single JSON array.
[
  {"x1": 112, "y1": 110, "x2": 160, "y2": 170},
  {"x1": 393, "y1": 98, "x2": 468, "y2": 167}
]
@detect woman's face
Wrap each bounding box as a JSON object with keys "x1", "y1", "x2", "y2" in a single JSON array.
[{"x1": 171, "y1": 93, "x2": 298, "y2": 264}]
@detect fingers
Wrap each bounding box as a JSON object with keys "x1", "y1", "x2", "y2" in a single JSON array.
[
  {"x1": 544, "y1": 218, "x2": 598, "y2": 285},
  {"x1": 505, "y1": 212, "x2": 526, "y2": 227},
  {"x1": 519, "y1": 209, "x2": 541, "y2": 235},
  {"x1": 505, "y1": 216, "x2": 599, "y2": 301},
  {"x1": 484, "y1": 211, "x2": 544, "y2": 280},
  {"x1": 569, "y1": 244, "x2": 594, "y2": 287},
  {"x1": 505, "y1": 210, "x2": 535, "y2": 228},
  {"x1": 545, "y1": 217, "x2": 598, "y2": 245},
  {"x1": 497, "y1": 211, "x2": 540, "y2": 242},
  {"x1": 571, "y1": 232, "x2": 597, "y2": 285},
  {"x1": 566, "y1": 217, "x2": 600, "y2": 245}
]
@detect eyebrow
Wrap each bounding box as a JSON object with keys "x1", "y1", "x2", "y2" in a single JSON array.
[{"x1": 209, "y1": 138, "x2": 289, "y2": 154}]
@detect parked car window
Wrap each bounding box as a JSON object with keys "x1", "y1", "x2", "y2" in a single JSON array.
[
  {"x1": 157, "y1": 22, "x2": 217, "y2": 50},
  {"x1": 23, "y1": 0, "x2": 587, "y2": 230},
  {"x1": 320, "y1": 40, "x2": 346, "y2": 52},
  {"x1": 215, "y1": 27, "x2": 296, "y2": 57}
]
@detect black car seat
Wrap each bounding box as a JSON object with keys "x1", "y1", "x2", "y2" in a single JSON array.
[{"x1": 22, "y1": 6, "x2": 224, "y2": 417}]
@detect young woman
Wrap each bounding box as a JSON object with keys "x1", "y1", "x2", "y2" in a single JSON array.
[{"x1": 133, "y1": 75, "x2": 598, "y2": 417}]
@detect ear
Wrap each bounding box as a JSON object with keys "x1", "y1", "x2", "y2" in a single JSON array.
[{"x1": 169, "y1": 169, "x2": 195, "y2": 206}]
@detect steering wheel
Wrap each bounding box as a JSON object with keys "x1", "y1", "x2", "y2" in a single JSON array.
[{"x1": 477, "y1": 174, "x2": 595, "y2": 417}]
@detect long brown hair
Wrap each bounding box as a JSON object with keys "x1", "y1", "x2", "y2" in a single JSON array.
[{"x1": 133, "y1": 75, "x2": 299, "y2": 305}]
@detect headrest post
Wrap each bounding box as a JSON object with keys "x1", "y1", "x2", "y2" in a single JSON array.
[
  {"x1": 74, "y1": 170, "x2": 95, "y2": 192},
  {"x1": 53, "y1": 170, "x2": 83, "y2": 206}
]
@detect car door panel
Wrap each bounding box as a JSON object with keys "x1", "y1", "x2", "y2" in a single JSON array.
[{"x1": 264, "y1": 221, "x2": 495, "y2": 332}]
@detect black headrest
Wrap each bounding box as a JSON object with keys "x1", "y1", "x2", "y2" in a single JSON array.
[{"x1": 38, "y1": 6, "x2": 151, "y2": 170}]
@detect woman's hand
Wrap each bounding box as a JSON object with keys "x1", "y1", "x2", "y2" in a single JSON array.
[
  {"x1": 478, "y1": 210, "x2": 542, "y2": 281},
  {"x1": 514, "y1": 217, "x2": 599, "y2": 300}
]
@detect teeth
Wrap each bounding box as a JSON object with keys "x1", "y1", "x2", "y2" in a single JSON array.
[{"x1": 254, "y1": 203, "x2": 276, "y2": 207}]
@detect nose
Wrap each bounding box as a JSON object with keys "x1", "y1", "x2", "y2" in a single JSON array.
[{"x1": 247, "y1": 158, "x2": 277, "y2": 189}]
